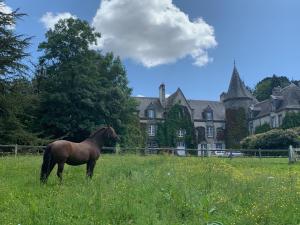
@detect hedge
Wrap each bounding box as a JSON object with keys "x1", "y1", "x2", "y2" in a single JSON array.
[{"x1": 241, "y1": 128, "x2": 300, "y2": 155}]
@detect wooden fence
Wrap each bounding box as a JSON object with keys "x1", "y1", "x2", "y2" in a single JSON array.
[{"x1": 0, "y1": 144, "x2": 293, "y2": 160}]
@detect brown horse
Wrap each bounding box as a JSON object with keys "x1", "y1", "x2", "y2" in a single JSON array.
[{"x1": 40, "y1": 126, "x2": 118, "y2": 183}]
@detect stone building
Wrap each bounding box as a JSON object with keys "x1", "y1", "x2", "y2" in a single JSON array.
[
  {"x1": 134, "y1": 64, "x2": 300, "y2": 150},
  {"x1": 248, "y1": 83, "x2": 300, "y2": 134}
]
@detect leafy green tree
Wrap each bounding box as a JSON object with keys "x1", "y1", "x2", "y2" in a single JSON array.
[
  {"x1": 36, "y1": 18, "x2": 136, "y2": 144},
  {"x1": 255, "y1": 123, "x2": 271, "y2": 134},
  {"x1": 253, "y1": 75, "x2": 290, "y2": 101},
  {"x1": 121, "y1": 114, "x2": 146, "y2": 150},
  {"x1": 281, "y1": 112, "x2": 300, "y2": 129}
]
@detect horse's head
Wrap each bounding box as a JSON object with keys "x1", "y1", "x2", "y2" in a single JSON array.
[
  {"x1": 88, "y1": 126, "x2": 119, "y2": 147},
  {"x1": 104, "y1": 126, "x2": 119, "y2": 143}
]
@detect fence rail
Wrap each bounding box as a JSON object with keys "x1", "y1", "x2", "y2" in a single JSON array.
[{"x1": 0, "y1": 144, "x2": 294, "y2": 159}]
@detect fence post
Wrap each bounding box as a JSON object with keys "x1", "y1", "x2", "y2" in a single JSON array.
[
  {"x1": 14, "y1": 144, "x2": 18, "y2": 157},
  {"x1": 259, "y1": 148, "x2": 262, "y2": 159},
  {"x1": 289, "y1": 145, "x2": 296, "y2": 164}
]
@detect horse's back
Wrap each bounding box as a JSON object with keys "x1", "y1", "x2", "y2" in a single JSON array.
[{"x1": 49, "y1": 140, "x2": 73, "y2": 162}]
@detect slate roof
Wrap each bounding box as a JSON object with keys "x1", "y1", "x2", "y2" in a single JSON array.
[
  {"x1": 188, "y1": 100, "x2": 225, "y2": 121},
  {"x1": 251, "y1": 83, "x2": 300, "y2": 118},
  {"x1": 133, "y1": 97, "x2": 163, "y2": 118},
  {"x1": 134, "y1": 96, "x2": 225, "y2": 121},
  {"x1": 223, "y1": 65, "x2": 257, "y2": 102}
]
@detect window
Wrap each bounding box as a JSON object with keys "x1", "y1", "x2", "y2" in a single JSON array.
[
  {"x1": 148, "y1": 125, "x2": 156, "y2": 136},
  {"x1": 177, "y1": 141, "x2": 185, "y2": 148},
  {"x1": 216, "y1": 143, "x2": 223, "y2": 150},
  {"x1": 271, "y1": 116, "x2": 277, "y2": 128},
  {"x1": 148, "y1": 109, "x2": 155, "y2": 119},
  {"x1": 200, "y1": 144, "x2": 207, "y2": 150},
  {"x1": 207, "y1": 126, "x2": 214, "y2": 138},
  {"x1": 178, "y1": 129, "x2": 186, "y2": 137},
  {"x1": 206, "y1": 112, "x2": 213, "y2": 120},
  {"x1": 249, "y1": 121, "x2": 254, "y2": 134},
  {"x1": 278, "y1": 114, "x2": 283, "y2": 126}
]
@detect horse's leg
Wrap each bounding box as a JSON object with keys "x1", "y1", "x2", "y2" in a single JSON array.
[
  {"x1": 57, "y1": 162, "x2": 65, "y2": 183},
  {"x1": 86, "y1": 160, "x2": 96, "y2": 179},
  {"x1": 47, "y1": 160, "x2": 56, "y2": 177}
]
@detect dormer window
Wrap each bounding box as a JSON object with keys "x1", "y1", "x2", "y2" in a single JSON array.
[
  {"x1": 203, "y1": 105, "x2": 213, "y2": 121},
  {"x1": 148, "y1": 109, "x2": 155, "y2": 119},
  {"x1": 206, "y1": 112, "x2": 213, "y2": 120}
]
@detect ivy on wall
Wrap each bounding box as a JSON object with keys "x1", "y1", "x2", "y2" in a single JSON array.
[
  {"x1": 157, "y1": 104, "x2": 196, "y2": 148},
  {"x1": 225, "y1": 108, "x2": 248, "y2": 148},
  {"x1": 216, "y1": 127, "x2": 225, "y2": 141},
  {"x1": 281, "y1": 112, "x2": 300, "y2": 129}
]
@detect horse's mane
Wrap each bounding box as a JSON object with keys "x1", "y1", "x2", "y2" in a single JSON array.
[{"x1": 88, "y1": 126, "x2": 107, "y2": 139}]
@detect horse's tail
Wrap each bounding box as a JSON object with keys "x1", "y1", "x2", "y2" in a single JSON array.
[{"x1": 40, "y1": 144, "x2": 52, "y2": 183}]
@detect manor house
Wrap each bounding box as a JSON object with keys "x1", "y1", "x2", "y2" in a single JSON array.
[{"x1": 134, "y1": 65, "x2": 300, "y2": 150}]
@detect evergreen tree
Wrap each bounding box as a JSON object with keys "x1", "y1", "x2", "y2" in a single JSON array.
[
  {"x1": 0, "y1": 3, "x2": 36, "y2": 144},
  {"x1": 0, "y1": 2, "x2": 31, "y2": 77}
]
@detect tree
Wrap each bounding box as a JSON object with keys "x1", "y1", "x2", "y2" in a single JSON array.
[
  {"x1": 253, "y1": 75, "x2": 290, "y2": 101},
  {"x1": 36, "y1": 18, "x2": 136, "y2": 144},
  {"x1": 0, "y1": 2, "x2": 31, "y2": 78},
  {"x1": 0, "y1": 4, "x2": 37, "y2": 144},
  {"x1": 281, "y1": 112, "x2": 300, "y2": 129}
]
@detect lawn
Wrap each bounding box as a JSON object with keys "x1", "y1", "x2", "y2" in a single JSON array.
[{"x1": 0, "y1": 155, "x2": 300, "y2": 225}]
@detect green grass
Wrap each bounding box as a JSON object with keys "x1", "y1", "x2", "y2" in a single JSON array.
[{"x1": 1, "y1": 155, "x2": 300, "y2": 225}]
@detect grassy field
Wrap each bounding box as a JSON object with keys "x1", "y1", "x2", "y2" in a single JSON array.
[{"x1": 1, "y1": 155, "x2": 300, "y2": 225}]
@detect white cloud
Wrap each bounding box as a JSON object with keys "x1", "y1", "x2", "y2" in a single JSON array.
[
  {"x1": 166, "y1": 93, "x2": 171, "y2": 98},
  {"x1": 136, "y1": 94, "x2": 145, "y2": 97},
  {"x1": 0, "y1": 2, "x2": 15, "y2": 29},
  {"x1": 40, "y1": 12, "x2": 77, "y2": 30},
  {"x1": 92, "y1": 0, "x2": 217, "y2": 67}
]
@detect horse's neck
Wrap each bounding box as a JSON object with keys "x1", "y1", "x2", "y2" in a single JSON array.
[{"x1": 85, "y1": 136, "x2": 104, "y2": 149}]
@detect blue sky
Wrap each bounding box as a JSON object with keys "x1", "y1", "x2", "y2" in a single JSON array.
[{"x1": 4, "y1": 0, "x2": 300, "y2": 100}]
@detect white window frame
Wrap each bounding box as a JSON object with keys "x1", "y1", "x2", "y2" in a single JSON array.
[
  {"x1": 178, "y1": 129, "x2": 186, "y2": 137},
  {"x1": 207, "y1": 126, "x2": 214, "y2": 138},
  {"x1": 278, "y1": 114, "x2": 283, "y2": 126},
  {"x1": 148, "y1": 124, "x2": 155, "y2": 137},
  {"x1": 271, "y1": 116, "x2": 277, "y2": 128},
  {"x1": 216, "y1": 143, "x2": 223, "y2": 150},
  {"x1": 200, "y1": 144, "x2": 207, "y2": 150},
  {"x1": 177, "y1": 141, "x2": 185, "y2": 148}
]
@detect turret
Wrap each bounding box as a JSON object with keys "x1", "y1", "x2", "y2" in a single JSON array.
[{"x1": 221, "y1": 63, "x2": 257, "y2": 111}]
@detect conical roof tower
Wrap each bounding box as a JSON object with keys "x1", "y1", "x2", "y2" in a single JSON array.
[{"x1": 221, "y1": 63, "x2": 257, "y2": 110}]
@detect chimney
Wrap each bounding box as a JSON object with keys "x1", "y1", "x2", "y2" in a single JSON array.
[
  {"x1": 159, "y1": 83, "x2": 166, "y2": 108},
  {"x1": 272, "y1": 86, "x2": 282, "y2": 96}
]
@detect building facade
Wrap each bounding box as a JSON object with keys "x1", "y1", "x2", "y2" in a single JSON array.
[{"x1": 134, "y1": 64, "x2": 300, "y2": 150}]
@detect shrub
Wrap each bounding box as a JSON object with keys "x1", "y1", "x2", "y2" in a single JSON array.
[
  {"x1": 241, "y1": 128, "x2": 300, "y2": 155},
  {"x1": 255, "y1": 123, "x2": 271, "y2": 134}
]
